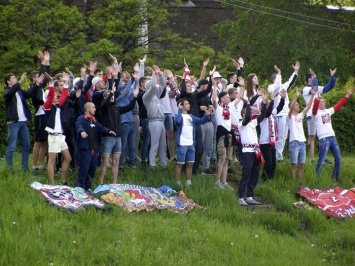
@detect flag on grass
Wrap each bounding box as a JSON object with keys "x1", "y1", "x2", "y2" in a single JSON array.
[
  {"x1": 31, "y1": 182, "x2": 110, "y2": 212},
  {"x1": 296, "y1": 186, "x2": 355, "y2": 219},
  {"x1": 93, "y1": 184, "x2": 203, "y2": 214}
]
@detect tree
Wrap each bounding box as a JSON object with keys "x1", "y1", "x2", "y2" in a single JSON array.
[
  {"x1": 212, "y1": 0, "x2": 355, "y2": 84},
  {"x1": 0, "y1": 0, "x2": 87, "y2": 75}
]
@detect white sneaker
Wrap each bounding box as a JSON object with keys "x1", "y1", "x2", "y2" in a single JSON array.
[
  {"x1": 239, "y1": 198, "x2": 248, "y2": 206},
  {"x1": 215, "y1": 180, "x2": 224, "y2": 189},
  {"x1": 221, "y1": 182, "x2": 234, "y2": 190}
]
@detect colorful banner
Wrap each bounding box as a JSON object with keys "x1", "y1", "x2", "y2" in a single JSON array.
[
  {"x1": 296, "y1": 186, "x2": 355, "y2": 219},
  {"x1": 31, "y1": 182, "x2": 110, "y2": 212},
  {"x1": 93, "y1": 184, "x2": 203, "y2": 214}
]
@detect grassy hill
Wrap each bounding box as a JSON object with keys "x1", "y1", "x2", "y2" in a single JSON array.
[{"x1": 1, "y1": 154, "x2": 355, "y2": 265}]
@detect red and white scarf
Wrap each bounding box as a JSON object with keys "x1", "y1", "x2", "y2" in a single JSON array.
[
  {"x1": 184, "y1": 67, "x2": 191, "y2": 81},
  {"x1": 221, "y1": 103, "x2": 230, "y2": 120},
  {"x1": 268, "y1": 114, "x2": 278, "y2": 146},
  {"x1": 231, "y1": 124, "x2": 241, "y2": 143},
  {"x1": 166, "y1": 80, "x2": 178, "y2": 96}
]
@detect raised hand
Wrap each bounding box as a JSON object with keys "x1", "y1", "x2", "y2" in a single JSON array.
[
  {"x1": 311, "y1": 87, "x2": 317, "y2": 95},
  {"x1": 111, "y1": 82, "x2": 116, "y2": 94},
  {"x1": 293, "y1": 61, "x2": 300, "y2": 73},
  {"x1": 237, "y1": 57, "x2": 244, "y2": 68},
  {"x1": 111, "y1": 63, "x2": 119, "y2": 77},
  {"x1": 44, "y1": 72, "x2": 53, "y2": 83},
  {"x1": 262, "y1": 91, "x2": 268, "y2": 103},
  {"x1": 295, "y1": 88, "x2": 300, "y2": 98},
  {"x1": 330, "y1": 68, "x2": 337, "y2": 76},
  {"x1": 146, "y1": 66, "x2": 154, "y2": 75},
  {"x1": 139, "y1": 55, "x2": 147, "y2": 65},
  {"x1": 134, "y1": 63, "x2": 140, "y2": 73},
  {"x1": 237, "y1": 76, "x2": 244, "y2": 87},
  {"x1": 152, "y1": 65, "x2": 161, "y2": 75},
  {"x1": 346, "y1": 87, "x2": 354, "y2": 97},
  {"x1": 19, "y1": 72, "x2": 27, "y2": 84},
  {"x1": 38, "y1": 51, "x2": 44, "y2": 63},
  {"x1": 183, "y1": 58, "x2": 188, "y2": 68},
  {"x1": 280, "y1": 89, "x2": 287, "y2": 99},
  {"x1": 209, "y1": 65, "x2": 216, "y2": 76},
  {"x1": 44, "y1": 51, "x2": 50, "y2": 62},
  {"x1": 232, "y1": 59, "x2": 239, "y2": 69},
  {"x1": 203, "y1": 58, "x2": 209, "y2": 67},
  {"x1": 62, "y1": 72, "x2": 69, "y2": 84},
  {"x1": 36, "y1": 73, "x2": 45, "y2": 85},
  {"x1": 257, "y1": 88, "x2": 264, "y2": 96},
  {"x1": 81, "y1": 65, "x2": 87, "y2": 78},
  {"x1": 108, "y1": 53, "x2": 117, "y2": 63},
  {"x1": 89, "y1": 61, "x2": 97, "y2": 74},
  {"x1": 106, "y1": 66, "x2": 112, "y2": 77},
  {"x1": 118, "y1": 62, "x2": 122, "y2": 73},
  {"x1": 274, "y1": 65, "x2": 281, "y2": 75},
  {"x1": 309, "y1": 68, "x2": 316, "y2": 78}
]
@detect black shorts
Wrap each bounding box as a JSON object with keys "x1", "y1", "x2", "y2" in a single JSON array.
[{"x1": 34, "y1": 114, "x2": 48, "y2": 142}]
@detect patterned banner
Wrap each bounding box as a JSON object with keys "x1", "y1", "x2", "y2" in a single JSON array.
[
  {"x1": 296, "y1": 186, "x2": 355, "y2": 219},
  {"x1": 93, "y1": 184, "x2": 203, "y2": 214},
  {"x1": 31, "y1": 182, "x2": 110, "y2": 212}
]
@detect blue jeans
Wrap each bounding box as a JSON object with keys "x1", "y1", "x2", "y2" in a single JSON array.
[
  {"x1": 140, "y1": 118, "x2": 150, "y2": 162},
  {"x1": 120, "y1": 122, "x2": 136, "y2": 168},
  {"x1": 316, "y1": 136, "x2": 342, "y2": 181},
  {"x1": 6, "y1": 121, "x2": 30, "y2": 169}
]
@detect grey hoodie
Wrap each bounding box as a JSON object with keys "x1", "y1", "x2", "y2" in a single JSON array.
[{"x1": 142, "y1": 73, "x2": 165, "y2": 121}]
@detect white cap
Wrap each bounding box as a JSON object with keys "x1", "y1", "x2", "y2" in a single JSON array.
[
  {"x1": 212, "y1": 71, "x2": 222, "y2": 78},
  {"x1": 73, "y1": 77, "x2": 81, "y2": 87},
  {"x1": 92, "y1": 76, "x2": 103, "y2": 87}
]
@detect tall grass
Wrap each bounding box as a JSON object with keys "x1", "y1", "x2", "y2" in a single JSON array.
[{"x1": 0, "y1": 153, "x2": 354, "y2": 265}]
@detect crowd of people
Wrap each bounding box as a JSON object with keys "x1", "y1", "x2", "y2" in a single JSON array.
[{"x1": 3, "y1": 51, "x2": 353, "y2": 204}]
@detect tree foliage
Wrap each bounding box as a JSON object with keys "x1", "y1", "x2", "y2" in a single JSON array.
[{"x1": 212, "y1": 0, "x2": 355, "y2": 84}]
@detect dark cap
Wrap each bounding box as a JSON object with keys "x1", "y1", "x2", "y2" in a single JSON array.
[
  {"x1": 197, "y1": 79, "x2": 209, "y2": 88},
  {"x1": 218, "y1": 91, "x2": 228, "y2": 101}
]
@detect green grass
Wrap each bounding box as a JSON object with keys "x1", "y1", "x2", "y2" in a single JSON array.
[{"x1": 1, "y1": 154, "x2": 355, "y2": 265}]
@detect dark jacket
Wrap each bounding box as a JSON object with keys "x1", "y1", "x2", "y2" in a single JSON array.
[
  {"x1": 100, "y1": 91, "x2": 137, "y2": 137},
  {"x1": 76, "y1": 114, "x2": 111, "y2": 150},
  {"x1": 3, "y1": 83, "x2": 33, "y2": 123}
]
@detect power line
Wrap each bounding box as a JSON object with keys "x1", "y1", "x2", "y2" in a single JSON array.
[
  {"x1": 222, "y1": 0, "x2": 354, "y2": 27},
  {"x1": 214, "y1": 0, "x2": 355, "y2": 33}
]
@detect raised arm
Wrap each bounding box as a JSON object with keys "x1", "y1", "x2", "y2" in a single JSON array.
[
  {"x1": 302, "y1": 87, "x2": 316, "y2": 117},
  {"x1": 199, "y1": 58, "x2": 209, "y2": 80}
]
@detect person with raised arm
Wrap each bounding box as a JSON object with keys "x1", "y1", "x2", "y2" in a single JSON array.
[
  {"x1": 312, "y1": 88, "x2": 354, "y2": 183},
  {"x1": 302, "y1": 68, "x2": 336, "y2": 164},
  {"x1": 288, "y1": 87, "x2": 316, "y2": 182},
  {"x1": 142, "y1": 65, "x2": 167, "y2": 168},
  {"x1": 237, "y1": 90, "x2": 268, "y2": 205},
  {"x1": 267, "y1": 62, "x2": 299, "y2": 162},
  {"x1": 42, "y1": 72, "x2": 72, "y2": 185}
]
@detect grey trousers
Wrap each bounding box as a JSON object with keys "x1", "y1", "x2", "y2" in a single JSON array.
[
  {"x1": 148, "y1": 120, "x2": 167, "y2": 167},
  {"x1": 201, "y1": 121, "x2": 214, "y2": 170}
]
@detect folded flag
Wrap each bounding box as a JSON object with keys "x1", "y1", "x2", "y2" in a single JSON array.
[
  {"x1": 31, "y1": 182, "x2": 110, "y2": 212},
  {"x1": 93, "y1": 184, "x2": 203, "y2": 214}
]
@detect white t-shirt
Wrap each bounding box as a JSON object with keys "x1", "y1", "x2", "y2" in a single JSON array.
[
  {"x1": 215, "y1": 104, "x2": 231, "y2": 131},
  {"x1": 230, "y1": 100, "x2": 243, "y2": 126},
  {"x1": 302, "y1": 85, "x2": 325, "y2": 118},
  {"x1": 15, "y1": 92, "x2": 27, "y2": 122},
  {"x1": 288, "y1": 113, "x2": 306, "y2": 143},
  {"x1": 238, "y1": 119, "x2": 258, "y2": 153},
  {"x1": 244, "y1": 89, "x2": 262, "y2": 117},
  {"x1": 180, "y1": 114, "x2": 193, "y2": 146},
  {"x1": 313, "y1": 108, "x2": 335, "y2": 139},
  {"x1": 35, "y1": 89, "x2": 46, "y2": 116},
  {"x1": 259, "y1": 109, "x2": 277, "y2": 145},
  {"x1": 45, "y1": 108, "x2": 63, "y2": 134}
]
